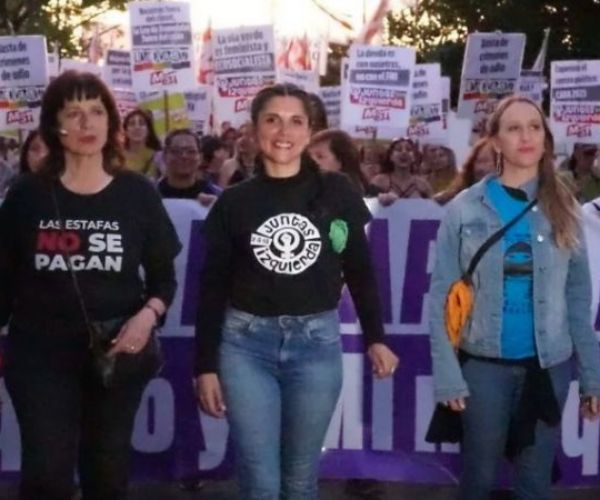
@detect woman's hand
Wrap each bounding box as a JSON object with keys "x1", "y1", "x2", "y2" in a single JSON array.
[
  {"x1": 581, "y1": 396, "x2": 600, "y2": 420},
  {"x1": 196, "y1": 374, "x2": 227, "y2": 418},
  {"x1": 107, "y1": 307, "x2": 155, "y2": 356},
  {"x1": 197, "y1": 193, "x2": 218, "y2": 207},
  {"x1": 377, "y1": 192, "x2": 398, "y2": 207},
  {"x1": 367, "y1": 343, "x2": 399, "y2": 379},
  {"x1": 445, "y1": 397, "x2": 466, "y2": 412}
]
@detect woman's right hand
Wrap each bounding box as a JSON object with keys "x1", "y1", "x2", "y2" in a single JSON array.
[
  {"x1": 195, "y1": 373, "x2": 226, "y2": 418},
  {"x1": 445, "y1": 397, "x2": 466, "y2": 412}
]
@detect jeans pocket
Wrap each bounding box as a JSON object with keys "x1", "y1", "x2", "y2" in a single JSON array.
[
  {"x1": 222, "y1": 309, "x2": 255, "y2": 339},
  {"x1": 305, "y1": 311, "x2": 340, "y2": 344}
]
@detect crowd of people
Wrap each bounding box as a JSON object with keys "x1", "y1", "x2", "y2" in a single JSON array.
[{"x1": 1, "y1": 70, "x2": 600, "y2": 500}]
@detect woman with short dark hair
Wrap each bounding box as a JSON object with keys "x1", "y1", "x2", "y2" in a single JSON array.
[{"x1": 0, "y1": 71, "x2": 181, "y2": 500}]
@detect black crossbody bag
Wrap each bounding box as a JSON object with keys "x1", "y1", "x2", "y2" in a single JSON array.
[{"x1": 50, "y1": 185, "x2": 163, "y2": 388}]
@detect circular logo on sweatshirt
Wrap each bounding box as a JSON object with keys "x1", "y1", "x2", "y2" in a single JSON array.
[{"x1": 250, "y1": 213, "x2": 322, "y2": 275}]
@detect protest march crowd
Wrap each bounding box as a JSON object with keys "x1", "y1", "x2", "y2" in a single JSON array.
[{"x1": 1, "y1": 3, "x2": 600, "y2": 500}]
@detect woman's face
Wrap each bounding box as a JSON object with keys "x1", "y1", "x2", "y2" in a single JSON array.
[
  {"x1": 164, "y1": 134, "x2": 201, "y2": 177},
  {"x1": 255, "y1": 95, "x2": 311, "y2": 170},
  {"x1": 308, "y1": 140, "x2": 342, "y2": 172},
  {"x1": 27, "y1": 135, "x2": 48, "y2": 172},
  {"x1": 493, "y1": 101, "x2": 545, "y2": 172},
  {"x1": 57, "y1": 97, "x2": 108, "y2": 157},
  {"x1": 431, "y1": 146, "x2": 452, "y2": 171},
  {"x1": 390, "y1": 140, "x2": 416, "y2": 171},
  {"x1": 473, "y1": 144, "x2": 495, "y2": 181},
  {"x1": 125, "y1": 113, "x2": 149, "y2": 145}
]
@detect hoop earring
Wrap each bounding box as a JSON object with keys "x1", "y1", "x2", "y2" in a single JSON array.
[{"x1": 496, "y1": 152, "x2": 503, "y2": 175}]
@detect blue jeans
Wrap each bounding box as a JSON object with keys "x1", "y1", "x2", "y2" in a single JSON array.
[
  {"x1": 219, "y1": 308, "x2": 343, "y2": 500},
  {"x1": 458, "y1": 357, "x2": 571, "y2": 500}
]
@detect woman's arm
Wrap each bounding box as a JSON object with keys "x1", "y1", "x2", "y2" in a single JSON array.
[{"x1": 428, "y1": 202, "x2": 470, "y2": 404}]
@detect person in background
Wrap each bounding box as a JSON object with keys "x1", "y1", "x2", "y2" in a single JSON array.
[
  {"x1": 308, "y1": 129, "x2": 376, "y2": 196},
  {"x1": 123, "y1": 109, "x2": 162, "y2": 178},
  {"x1": 434, "y1": 138, "x2": 496, "y2": 205},
  {"x1": 0, "y1": 70, "x2": 181, "y2": 500},
  {"x1": 157, "y1": 129, "x2": 218, "y2": 206},
  {"x1": 560, "y1": 142, "x2": 600, "y2": 203},
  {"x1": 308, "y1": 127, "x2": 386, "y2": 500},
  {"x1": 429, "y1": 95, "x2": 600, "y2": 499},
  {"x1": 307, "y1": 92, "x2": 329, "y2": 133},
  {"x1": 359, "y1": 141, "x2": 383, "y2": 184},
  {"x1": 19, "y1": 130, "x2": 49, "y2": 174},
  {"x1": 371, "y1": 138, "x2": 433, "y2": 202},
  {"x1": 200, "y1": 136, "x2": 230, "y2": 192},
  {"x1": 0, "y1": 136, "x2": 17, "y2": 195},
  {"x1": 195, "y1": 84, "x2": 398, "y2": 499},
  {"x1": 421, "y1": 145, "x2": 458, "y2": 194},
  {"x1": 222, "y1": 134, "x2": 258, "y2": 186},
  {"x1": 221, "y1": 126, "x2": 239, "y2": 159}
]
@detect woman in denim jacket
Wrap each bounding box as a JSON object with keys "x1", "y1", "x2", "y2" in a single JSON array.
[{"x1": 429, "y1": 95, "x2": 600, "y2": 499}]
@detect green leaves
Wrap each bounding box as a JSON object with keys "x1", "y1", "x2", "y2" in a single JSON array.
[{"x1": 0, "y1": 0, "x2": 128, "y2": 57}]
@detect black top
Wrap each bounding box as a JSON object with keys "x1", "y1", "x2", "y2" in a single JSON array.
[
  {"x1": 157, "y1": 178, "x2": 214, "y2": 199},
  {"x1": 0, "y1": 171, "x2": 182, "y2": 333},
  {"x1": 195, "y1": 156, "x2": 385, "y2": 374}
]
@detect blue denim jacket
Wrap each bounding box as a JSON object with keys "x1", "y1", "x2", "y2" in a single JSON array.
[{"x1": 429, "y1": 175, "x2": 600, "y2": 402}]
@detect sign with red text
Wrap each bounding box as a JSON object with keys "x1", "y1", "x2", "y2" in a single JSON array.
[
  {"x1": 551, "y1": 60, "x2": 600, "y2": 146},
  {"x1": 129, "y1": 1, "x2": 195, "y2": 93}
]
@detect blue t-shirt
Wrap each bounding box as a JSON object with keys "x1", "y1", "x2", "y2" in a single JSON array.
[{"x1": 487, "y1": 178, "x2": 536, "y2": 358}]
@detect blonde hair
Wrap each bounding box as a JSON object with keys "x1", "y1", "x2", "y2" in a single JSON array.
[{"x1": 486, "y1": 95, "x2": 580, "y2": 250}]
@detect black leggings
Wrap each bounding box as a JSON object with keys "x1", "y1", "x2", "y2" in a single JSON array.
[{"x1": 4, "y1": 325, "x2": 149, "y2": 500}]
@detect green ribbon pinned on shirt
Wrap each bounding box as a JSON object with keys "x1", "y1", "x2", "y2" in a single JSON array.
[{"x1": 329, "y1": 219, "x2": 348, "y2": 254}]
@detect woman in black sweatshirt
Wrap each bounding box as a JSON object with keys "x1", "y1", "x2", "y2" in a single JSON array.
[
  {"x1": 195, "y1": 84, "x2": 398, "y2": 499},
  {"x1": 0, "y1": 71, "x2": 181, "y2": 500}
]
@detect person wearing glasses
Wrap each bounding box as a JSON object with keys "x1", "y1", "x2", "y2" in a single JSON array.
[{"x1": 157, "y1": 129, "x2": 219, "y2": 206}]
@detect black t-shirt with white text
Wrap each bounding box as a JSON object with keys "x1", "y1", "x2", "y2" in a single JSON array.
[
  {"x1": 195, "y1": 158, "x2": 385, "y2": 374},
  {"x1": 0, "y1": 171, "x2": 181, "y2": 333}
]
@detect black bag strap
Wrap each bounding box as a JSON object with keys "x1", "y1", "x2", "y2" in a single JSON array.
[
  {"x1": 464, "y1": 198, "x2": 538, "y2": 280},
  {"x1": 50, "y1": 184, "x2": 94, "y2": 342}
]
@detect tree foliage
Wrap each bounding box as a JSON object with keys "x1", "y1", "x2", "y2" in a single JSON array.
[
  {"x1": 386, "y1": 0, "x2": 600, "y2": 103},
  {"x1": 0, "y1": 0, "x2": 127, "y2": 56}
]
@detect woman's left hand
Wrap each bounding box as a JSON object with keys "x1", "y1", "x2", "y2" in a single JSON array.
[
  {"x1": 367, "y1": 343, "x2": 399, "y2": 379},
  {"x1": 108, "y1": 308, "x2": 155, "y2": 356},
  {"x1": 580, "y1": 396, "x2": 600, "y2": 420}
]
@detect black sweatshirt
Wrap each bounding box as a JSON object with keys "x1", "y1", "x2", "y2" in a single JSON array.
[
  {"x1": 195, "y1": 157, "x2": 385, "y2": 374},
  {"x1": 0, "y1": 171, "x2": 181, "y2": 333}
]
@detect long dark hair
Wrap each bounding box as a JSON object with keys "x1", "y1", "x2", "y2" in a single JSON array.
[
  {"x1": 39, "y1": 70, "x2": 124, "y2": 177},
  {"x1": 19, "y1": 130, "x2": 43, "y2": 173},
  {"x1": 381, "y1": 138, "x2": 420, "y2": 174},
  {"x1": 309, "y1": 128, "x2": 370, "y2": 194},
  {"x1": 123, "y1": 109, "x2": 162, "y2": 151}
]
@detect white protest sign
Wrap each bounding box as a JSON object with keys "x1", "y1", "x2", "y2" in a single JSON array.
[
  {"x1": 404, "y1": 63, "x2": 445, "y2": 144},
  {"x1": 103, "y1": 50, "x2": 132, "y2": 90},
  {"x1": 0, "y1": 35, "x2": 48, "y2": 130},
  {"x1": 320, "y1": 86, "x2": 341, "y2": 129},
  {"x1": 113, "y1": 89, "x2": 138, "y2": 119},
  {"x1": 60, "y1": 59, "x2": 102, "y2": 78},
  {"x1": 129, "y1": 1, "x2": 195, "y2": 93},
  {"x1": 185, "y1": 86, "x2": 211, "y2": 135},
  {"x1": 47, "y1": 49, "x2": 59, "y2": 79},
  {"x1": 276, "y1": 68, "x2": 319, "y2": 93},
  {"x1": 341, "y1": 46, "x2": 414, "y2": 140},
  {"x1": 519, "y1": 69, "x2": 544, "y2": 105},
  {"x1": 457, "y1": 32, "x2": 526, "y2": 140},
  {"x1": 212, "y1": 25, "x2": 277, "y2": 128},
  {"x1": 550, "y1": 60, "x2": 600, "y2": 146}
]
